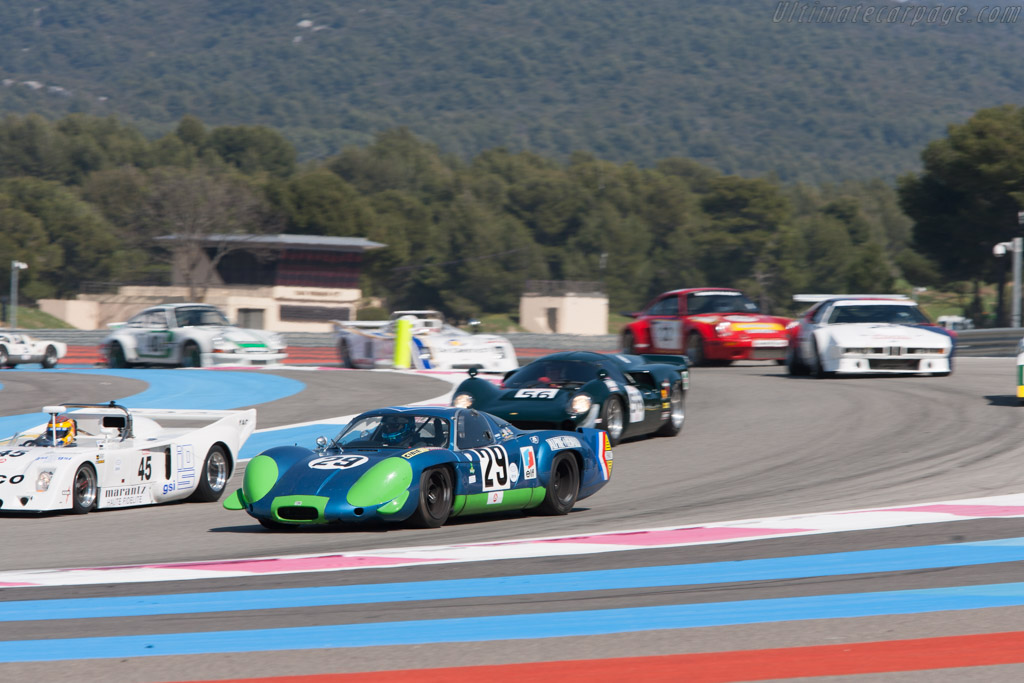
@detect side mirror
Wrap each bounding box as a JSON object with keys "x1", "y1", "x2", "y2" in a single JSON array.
[
  {"x1": 316, "y1": 436, "x2": 328, "y2": 450},
  {"x1": 597, "y1": 368, "x2": 609, "y2": 379},
  {"x1": 468, "y1": 319, "x2": 481, "y2": 334},
  {"x1": 468, "y1": 367, "x2": 478, "y2": 377}
]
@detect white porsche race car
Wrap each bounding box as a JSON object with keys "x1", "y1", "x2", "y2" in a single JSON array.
[
  {"x1": 786, "y1": 295, "x2": 954, "y2": 377},
  {"x1": 0, "y1": 332, "x2": 67, "y2": 369},
  {"x1": 334, "y1": 310, "x2": 518, "y2": 372},
  {"x1": 0, "y1": 402, "x2": 256, "y2": 513},
  {"x1": 102, "y1": 303, "x2": 287, "y2": 368}
]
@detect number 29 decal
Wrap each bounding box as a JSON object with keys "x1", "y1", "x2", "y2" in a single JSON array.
[{"x1": 473, "y1": 446, "x2": 510, "y2": 492}]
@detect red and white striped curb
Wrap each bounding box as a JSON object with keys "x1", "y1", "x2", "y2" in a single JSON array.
[{"x1": 3, "y1": 493, "x2": 1024, "y2": 588}]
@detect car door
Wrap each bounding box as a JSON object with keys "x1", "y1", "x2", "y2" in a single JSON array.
[
  {"x1": 645, "y1": 294, "x2": 684, "y2": 353},
  {"x1": 798, "y1": 303, "x2": 831, "y2": 361},
  {"x1": 137, "y1": 310, "x2": 175, "y2": 364},
  {"x1": 456, "y1": 410, "x2": 525, "y2": 507}
]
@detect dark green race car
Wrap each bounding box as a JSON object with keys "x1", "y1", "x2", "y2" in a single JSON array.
[{"x1": 452, "y1": 351, "x2": 689, "y2": 445}]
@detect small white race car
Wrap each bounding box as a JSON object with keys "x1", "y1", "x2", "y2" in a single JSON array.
[
  {"x1": 786, "y1": 295, "x2": 954, "y2": 377},
  {"x1": 334, "y1": 310, "x2": 518, "y2": 372},
  {"x1": 102, "y1": 303, "x2": 287, "y2": 368},
  {"x1": 0, "y1": 402, "x2": 256, "y2": 513},
  {"x1": 0, "y1": 332, "x2": 67, "y2": 369}
]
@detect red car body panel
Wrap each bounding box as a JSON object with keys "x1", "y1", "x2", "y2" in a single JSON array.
[{"x1": 621, "y1": 288, "x2": 792, "y2": 362}]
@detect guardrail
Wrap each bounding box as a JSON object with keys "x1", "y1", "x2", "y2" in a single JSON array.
[{"x1": 9, "y1": 328, "x2": 1020, "y2": 357}]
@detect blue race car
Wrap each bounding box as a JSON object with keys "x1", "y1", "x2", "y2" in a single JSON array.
[
  {"x1": 452, "y1": 351, "x2": 689, "y2": 446},
  {"x1": 223, "y1": 406, "x2": 613, "y2": 529}
]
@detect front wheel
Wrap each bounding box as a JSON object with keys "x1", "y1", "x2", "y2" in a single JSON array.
[
  {"x1": 41, "y1": 345, "x2": 59, "y2": 368},
  {"x1": 656, "y1": 382, "x2": 685, "y2": 436},
  {"x1": 811, "y1": 340, "x2": 835, "y2": 379},
  {"x1": 339, "y1": 338, "x2": 355, "y2": 368},
  {"x1": 600, "y1": 397, "x2": 625, "y2": 446},
  {"x1": 536, "y1": 453, "x2": 580, "y2": 515},
  {"x1": 190, "y1": 446, "x2": 230, "y2": 502},
  {"x1": 787, "y1": 345, "x2": 810, "y2": 376},
  {"x1": 181, "y1": 342, "x2": 203, "y2": 368},
  {"x1": 409, "y1": 467, "x2": 453, "y2": 528},
  {"x1": 72, "y1": 463, "x2": 98, "y2": 514},
  {"x1": 0, "y1": 345, "x2": 8, "y2": 367}
]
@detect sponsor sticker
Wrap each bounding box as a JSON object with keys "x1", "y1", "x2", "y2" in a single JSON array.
[
  {"x1": 487, "y1": 490, "x2": 504, "y2": 505},
  {"x1": 508, "y1": 462, "x2": 520, "y2": 484},
  {"x1": 102, "y1": 484, "x2": 151, "y2": 508},
  {"x1": 603, "y1": 378, "x2": 619, "y2": 392},
  {"x1": 624, "y1": 385, "x2": 645, "y2": 422},
  {"x1": 401, "y1": 447, "x2": 441, "y2": 459},
  {"x1": 520, "y1": 446, "x2": 537, "y2": 480},
  {"x1": 546, "y1": 435, "x2": 581, "y2": 450}
]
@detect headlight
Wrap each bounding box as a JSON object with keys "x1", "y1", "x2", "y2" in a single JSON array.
[
  {"x1": 36, "y1": 470, "x2": 54, "y2": 492},
  {"x1": 569, "y1": 393, "x2": 592, "y2": 414},
  {"x1": 714, "y1": 322, "x2": 732, "y2": 336},
  {"x1": 452, "y1": 393, "x2": 474, "y2": 408},
  {"x1": 211, "y1": 336, "x2": 233, "y2": 352}
]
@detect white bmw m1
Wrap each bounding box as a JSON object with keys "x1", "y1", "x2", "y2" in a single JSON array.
[
  {"x1": 786, "y1": 295, "x2": 954, "y2": 378},
  {"x1": 0, "y1": 402, "x2": 256, "y2": 513}
]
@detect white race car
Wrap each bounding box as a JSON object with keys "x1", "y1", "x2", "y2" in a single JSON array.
[
  {"x1": 0, "y1": 332, "x2": 67, "y2": 369},
  {"x1": 334, "y1": 310, "x2": 518, "y2": 372},
  {"x1": 0, "y1": 402, "x2": 256, "y2": 513},
  {"x1": 102, "y1": 303, "x2": 287, "y2": 368},
  {"x1": 786, "y1": 295, "x2": 953, "y2": 377}
]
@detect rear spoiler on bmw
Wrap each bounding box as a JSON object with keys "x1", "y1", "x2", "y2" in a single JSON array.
[{"x1": 793, "y1": 294, "x2": 910, "y2": 303}]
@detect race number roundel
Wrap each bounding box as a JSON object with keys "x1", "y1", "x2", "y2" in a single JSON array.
[{"x1": 308, "y1": 455, "x2": 369, "y2": 470}]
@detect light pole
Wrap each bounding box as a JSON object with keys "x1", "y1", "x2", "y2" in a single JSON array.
[
  {"x1": 993, "y1": 238, "x2": 1022, "y2": 328},
  {"x1": 9, "y1": 260, "x2": 27, "y2": 330}
]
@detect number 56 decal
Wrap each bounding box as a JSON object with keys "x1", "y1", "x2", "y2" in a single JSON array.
[{"x1": 514, "y1": 388, "x2": 558, "y2": 399}]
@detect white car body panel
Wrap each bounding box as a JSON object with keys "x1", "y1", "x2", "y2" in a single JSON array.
[
  {"x1": 102, "y1": 303, "x2": 287, "y2": 368},
  {"x1": 334, "y1": 310, "x2": 518, "y2": 372},
  {"x1": 0, "y1": 333, "x2": 67, "y2": 368},
  {"x1": 794, "y1": 298, "x2": 952, "y2": 375},
  {"x1": 0, "y1": 405, "x2": 255, "y2": 513}
]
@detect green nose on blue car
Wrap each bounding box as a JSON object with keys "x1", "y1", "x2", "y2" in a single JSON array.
[{"x1": 224, "y1": 405, "x2": 613, "y2": 530}]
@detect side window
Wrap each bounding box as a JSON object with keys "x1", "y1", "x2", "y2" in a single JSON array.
[
  {"x1": 457, "y1": 410, "x2": 494, "y2": 450},
  {"x1": 647, "y1": 296, "x2": 678, "y2": 316},
  {"x1": 811, "y1": 304, "x2": 831, "y2": 324}
]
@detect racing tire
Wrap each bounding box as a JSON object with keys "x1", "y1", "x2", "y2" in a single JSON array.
[
  {"x1": 811, "y1": 340, "x2": 835, "y2": 379},
  {"x1": 686, "y1": 333, "x2": 705, "y2": 367},
  {"x1": 190, "y1": 445, "x2": 230, "y2": 502},
  {"x1": 621, "y1": 331, "x2": 637, "y2": 354},
  {"x1": 338, "y1": 338, "x2": 355, "y2": 368},
  {"x1": 258, "y1": 518, "x2": 294, "y2": 531},
  {"x1": 409, "y1": 466, "x2": 453, "y2": 528},
  {"x1": 0, "y1": 345, "x2": 8, "y2": 367},
  {"x1": 41, "y1": 345, "x2": 59, "y2": 369},
  {"x1": 71, "y1": 463, "x2": 98, "y2": 514},
  {"x1": 656, "y1": 381, "x2": 686, "y2": 436},
  {"x1": 181, "y1": 342, "x2": 203, "y2": 368},
  {"x1": 600, "y1": 396, "x2": 626, "y2": 446},
  {"x1": 107, "y1": 342, "x2": 130, "y2": 369},
  {"x1": 933, "y1": 371, "x2": 952, "y2": 377},
  {"x1": 787, "y1": 345, "x2": 810, "y2": 376},
  {"x1": 536, "y1": 452, "x2": 580, "y2": 516}
]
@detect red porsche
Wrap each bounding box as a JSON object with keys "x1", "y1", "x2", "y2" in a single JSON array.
[{"x1": 620, "y1": 288, "x2": 791, "y2": 366}]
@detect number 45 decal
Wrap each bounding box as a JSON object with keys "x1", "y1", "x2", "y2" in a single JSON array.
[{"x1": 138, "y1": 455, "x2": 152, "y2": 480}]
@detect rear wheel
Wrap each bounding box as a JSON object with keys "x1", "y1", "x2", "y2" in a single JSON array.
[
  {"x1": 686, "y1": 333, "x2": 705, "y2": 366},
  {"x1": 190, "y1": 446, "x2": 230, "y2": 502},
  {"x1": 71, "y1": 463, "x2": 98, "y2": 514},
  {"x1": 536, "y1": 453, "x2": 580, "y2": 515},
  {"x1": 600, "y1": 397, "x2": 625, "y2": 446},
  {"x1": 656, "y1": 382, "x2": 685, "y2": 436},
  {"x1": 409, "y1": 467, "x2": 453, "y2": 528},
  {"x1": 787, "y1": 344, "x2": 810, "y2": 376},
  {"x1": 41, "y1": 345, "x2": 59, "y2": 368},
  {"x1": 0, "y1": 345, "x2": 7, "y2": 367},
  {"x1": 621, "y1": 331, "x2": 637, "y2": 354},
  {"x1": 107, "y1": 342, "x2": 130, "y2": 369},
  {"x1": 339, "y1": 338, "x2": 354, "y2": 368}
]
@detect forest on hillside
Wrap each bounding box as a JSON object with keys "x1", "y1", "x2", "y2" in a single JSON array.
[
  {"x1": 0, "y1": 0, "x2": 1022, "y2": 182},
  {"x1": 0, "y1": 112, "x2": 945, "y2": 323}
]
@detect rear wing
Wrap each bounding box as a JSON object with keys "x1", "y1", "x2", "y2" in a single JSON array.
[
  {"x1": 640, "y1": 354, "x2": 690, "y2": 368},
  {"x1": 332, "y1": 319, "x2": 391, "y2": 332}
]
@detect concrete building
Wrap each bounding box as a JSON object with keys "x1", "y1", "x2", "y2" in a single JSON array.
[
  {"x1": 518, "y1": 280, "x2": 608, "y2": 336},
  {"x1": 40, "y1": 234, "x2": 385, "y2": 332}
]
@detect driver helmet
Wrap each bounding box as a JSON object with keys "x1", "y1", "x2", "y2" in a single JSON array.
[
  {"x1": 379, "y1": 414, "x2": 415, "y2": 445},
  {"x1": 39, "y1": 415, "x2": 77, "y2": 447}
]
